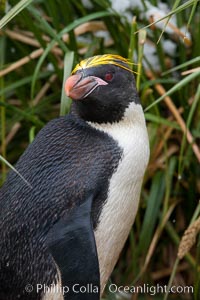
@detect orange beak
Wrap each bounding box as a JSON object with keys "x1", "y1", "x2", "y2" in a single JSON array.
[{"x1": 65, "y1": 73, "x2": 108, "y2": 100}]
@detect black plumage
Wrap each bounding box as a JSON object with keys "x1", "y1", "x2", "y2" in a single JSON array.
[{"x1": 0, "y1": 115, "x2": 121, "y2": 299}]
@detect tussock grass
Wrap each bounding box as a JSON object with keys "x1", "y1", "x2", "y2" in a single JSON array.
[{"x1": 0, "y1": 0, "x2": 200, "y2": 299}]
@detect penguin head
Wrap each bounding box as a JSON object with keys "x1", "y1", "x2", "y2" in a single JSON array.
[{"x1": 65, "y1": 54, "x2": 140, "y2": 123}]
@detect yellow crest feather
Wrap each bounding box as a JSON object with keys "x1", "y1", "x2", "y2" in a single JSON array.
[{"x1": 72, "y1": 54, "x2": 133, "y2": 74}]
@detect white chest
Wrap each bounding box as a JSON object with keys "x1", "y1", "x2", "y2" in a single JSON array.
[{"x1": 89, "y1": 103, "x2": 149, "y2": 293}]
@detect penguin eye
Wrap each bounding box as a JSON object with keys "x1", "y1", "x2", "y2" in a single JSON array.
[{"x1": 104, "y1": 72, "x2": 114, "y2": 81}]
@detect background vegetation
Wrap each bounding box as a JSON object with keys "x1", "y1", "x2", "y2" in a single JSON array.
[{"x1": 0, "y1": 0, "x2": 200, "y2": 299}]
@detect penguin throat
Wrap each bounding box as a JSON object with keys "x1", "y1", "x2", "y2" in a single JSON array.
[{"x1": 71, "y1": 100, "x2": 130, "y2": 124}]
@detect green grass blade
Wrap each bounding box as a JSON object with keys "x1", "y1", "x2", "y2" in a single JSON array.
[
  {"x1": 0, "y1": 71, "x2": 51, "y2": 97},
  {"x1": 162, "y1": 56, "x2": 200, "y2": 76},
  {"x1": 178, "y1": 83, "x2": 200, "y2": 175},
  {"x1": 0, "y1": 0, "x2": 34, "y2": 29},
  {"x1": 145, "y1": 70, "x2": 200, "y2": 111},
  {"x1": 28, "y1": 6, "x2": 68, "y2": 52},
  {"x1": 163, "y1": 258, "x2": 180, "y2": 300},
  {"x1": 0, "y1": 154, "x2": 32, "y2": 188},
  {"x1": 145, "y1": 113, "x2": 180, "y2": 130},
  {"x1": 137, "y1": 172, "x2": 165, "y2": 254},
  {"x1": 165, "y1": 221, "x2": 196, "y2": 267},
  {"x1": 0, "y1": 34, "x2": 6, "y2": 183},
  {"x1": 0, "y1": 100, "x2": 44, "y2": 127},
  {"x1": 163, "y1": 157, "x2": 177, "y2": 215},
  {"x1": 136, "y1": 29, "x2": 146, "y2": 90},
  {"x1": 128, "y1": 16, "x2": 137, "y2": 64},
  {"x1": 60, "y1": 51, "x2": 74, "y2": 116},
  {"x1": 157, "y1": 0, "x2": 181, "y2": 44},
  {"x1": 140, "y1": 0, "x2": 199, "y2": 31},
  {"x1": 191, "y1": 202, "x2": 200, "y2": 224},
  {"x1": 186, "y1": 0, "x2": 199, "y2": 31},
  {"x1": 29, "y1": 126, "x2": 36, "y2": 143}
]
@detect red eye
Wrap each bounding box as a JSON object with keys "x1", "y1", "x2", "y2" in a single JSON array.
[{"x1": 104, "y1": 73, "x2": 113, "y2": 81}]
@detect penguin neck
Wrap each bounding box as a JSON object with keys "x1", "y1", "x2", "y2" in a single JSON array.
[
  {"x1": 86, "y1": 101, "x2": 145, "y2": 131},
  {"x1": 70, "y1": 99, "x2": 132, "y2": 124}
]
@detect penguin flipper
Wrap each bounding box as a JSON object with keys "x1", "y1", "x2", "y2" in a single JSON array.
[{"x1": 46, "y1": 195, "x2": 100, "y2": 300}]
